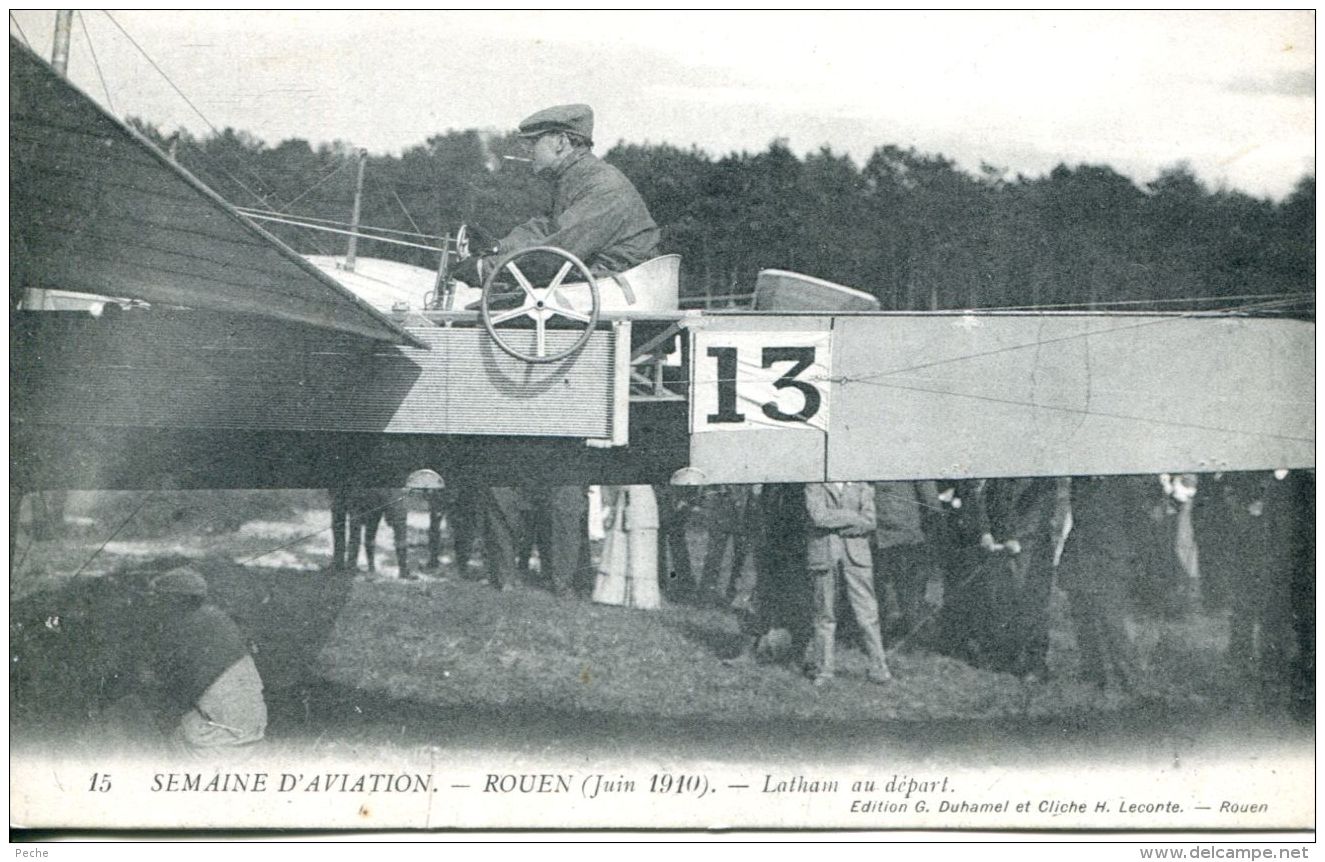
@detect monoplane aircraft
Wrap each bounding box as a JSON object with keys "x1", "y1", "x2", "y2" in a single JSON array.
[{"x1": 10, "y1": 36, "x2": 1314, "y2": 501}]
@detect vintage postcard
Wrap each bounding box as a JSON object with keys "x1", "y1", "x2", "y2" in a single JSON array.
[{"x1": 9, "y1": 10, "x2": 1314, "y2": 835}]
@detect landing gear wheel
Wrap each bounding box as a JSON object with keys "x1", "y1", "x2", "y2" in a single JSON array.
[{"x1": 479, "y1": 245, "x2": 601, "y2": 363}]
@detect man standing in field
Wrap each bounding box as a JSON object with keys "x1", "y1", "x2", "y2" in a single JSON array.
[
  {"x1": 804, "y1": 482, "x2": 893, "y2": 687},
  {"x1": 1058, "y1": 476, "x2": 1149, "y2": 693},
  {"x1": 978, "y1": 477, "x2": 1060, "y2": 678},
  {"x1": 872, "y1": 480, "x2": 943, "y2": 649}
]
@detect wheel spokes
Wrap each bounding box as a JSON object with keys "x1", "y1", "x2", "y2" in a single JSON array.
[
  {"x1": 546, "y1": 261, "x2": 574, "y2": 292},
  {"x1": 490, "y1": 304, "x2": 535, "y2": 326},
  {"x1": 547, "y1": 305, "x2": 591, "y2": 323},
  {"x1": 480, "y1": 245, "x2": 599, "y2": 364},
  {"x1": 507, "y1": 263, "x2": 538, "y2": 299}
]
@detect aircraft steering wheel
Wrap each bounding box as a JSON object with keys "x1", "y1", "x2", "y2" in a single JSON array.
[
  {"x1": 454, "y1": 223, "x2": 470, "y2": 260},
  {"x1": 479, "y1": 246, "x2": 601, "y2": 363}
]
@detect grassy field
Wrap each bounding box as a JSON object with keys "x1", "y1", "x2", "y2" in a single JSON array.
[{"x1": 9, "y1": 490, "x2": 1311, "y2": 765}]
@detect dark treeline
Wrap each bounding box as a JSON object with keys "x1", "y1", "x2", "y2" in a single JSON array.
[{"x1": 130, "y1": 120, "x2": 1314, "y2": 312}]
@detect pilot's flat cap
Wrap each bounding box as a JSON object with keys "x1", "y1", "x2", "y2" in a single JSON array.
[
  {"x1": 517, "y1": 104, "x2": 594, "y2": 142},
  {"x1": 148, "y1": 565, "x2": 209, "y2": 597}
]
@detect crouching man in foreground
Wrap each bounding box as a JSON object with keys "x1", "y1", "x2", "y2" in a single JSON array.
[{"x1": 106, "y1": 566, "x2": 267, "y2": 756}]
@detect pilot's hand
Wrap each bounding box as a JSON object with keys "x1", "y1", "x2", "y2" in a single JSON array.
[
  {"x1": 451, "y1": 254, "x2": 485, "y2": 286},
  {"x1": 466, "y1": 226, "x2": 500, "y2": 258}
]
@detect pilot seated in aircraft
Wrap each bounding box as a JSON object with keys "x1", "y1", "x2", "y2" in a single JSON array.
[
  {"x1": 452, "y1": 103, "x2": 660, "y2": 288},
  {"x1": 455, "y1": 106, "x2": 659, "y2": 595}
]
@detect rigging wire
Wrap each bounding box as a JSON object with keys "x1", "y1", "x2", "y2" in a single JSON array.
[
  {"x1": 160, "y1": 129, "x2": 279, "y2": 213},
  {"x1": 102, "y1": 11, "x2": 282, "y2": 209},
  {"x1": 101, "y1": 13, "x2": 230, "y2": 144},
  {"x1": 94, "y1": 9, "x2": 360, "y2": 254},
  {"x1": 68, "y1": 491, "x2": 160, "y2": 581},
  {"x1": 166, "y1": 142, "x2": 334, "y2": 256},
  {"x1": 679, "y1": 290, "x2": 1312, "y2": 314},
  {"x1": 850, "y1": 295, "x2": 1310, "y2": 384},
  {"x1": 392, "y1": 190, "x2": 424, "y2": 235},
  {"x1": 851, "y1": 376, "x2": 1313, "y2": 446},
  {"x1": 306, "y1": 263, "x2": 426, "y2": 292},
  {"x1": 176, "y1": 140, "x2": 282, "y2": 217},
  {"x1": 976, "y1": 292, "x2": 1315, "y2": 314},
  {"x1": 11, "y1": 514, "x2": 37, "y2": 580},
  {"x1": 92, "y1": 11, "x2": 386, "y2": 258},
  {"x1": 239, "y1": 212, "x2": 443, "y2": 253},
  {"x1": 233, "y1": 208, "x2": 451, "y2": 243},
  {"x1": 261, "y1": 160, "x2": 357, "y2": 256},
  {"x1": 841, "y1": 365, "x2": 1314, "y2": 409},
  {"x1": 23, "y1": 440, "x2": 352, "y2": 583},
  {"x1": 76, "y1": 10, "x2": 114, "y2": 114},
  {"x1": 234, "y1": 206, "x2": 446, "y2": 252},
  {"x1": 9, "y1": 12, "x2": 32, "y2": 48},
  {"x1": 690, "y1": 296, "x2": 1311, "y2": 390},
  {"x1": 365, "y1": 173, "x2": 432, "y2": 242},
  {"x1": 238, "y1": 492, "x2": 412, "y2": 566},
  {"x1": 282, "y1": 159, "x2": 351, "y2": 209}
]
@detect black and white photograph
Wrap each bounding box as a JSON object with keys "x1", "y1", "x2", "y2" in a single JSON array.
[{"x1": 8, "y1": 10, "x2": 1315, "y2": 840}]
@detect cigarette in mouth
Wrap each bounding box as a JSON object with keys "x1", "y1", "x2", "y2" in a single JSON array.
[{"x1": 502, "y1": 156, "x2": 533, "y2": 163}]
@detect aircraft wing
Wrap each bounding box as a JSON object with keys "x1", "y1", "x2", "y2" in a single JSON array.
[{"x1": 9, "y1": 37, "x2": 422, "y2": 347}]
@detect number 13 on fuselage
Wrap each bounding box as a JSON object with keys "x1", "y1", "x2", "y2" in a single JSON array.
[{"x1": 690, "y1": 329, "x2": 833, "y2": 434}]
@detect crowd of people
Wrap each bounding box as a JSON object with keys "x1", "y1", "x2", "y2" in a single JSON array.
[
  {"x1": 80, "y1": 467, "x2": 1312, "y2": 759},
  {"x1": 394, "y1": 470, "x2": 1313, "y2": 698}
]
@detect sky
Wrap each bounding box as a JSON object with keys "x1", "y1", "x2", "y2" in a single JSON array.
[{"x1": 9, "y1": 10, "x2": 1316, "y2": 200}]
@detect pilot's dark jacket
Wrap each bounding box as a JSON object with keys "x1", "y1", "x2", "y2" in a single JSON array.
[{"x1": 498, "y1": 150, "x2": 659, "y2": 274}]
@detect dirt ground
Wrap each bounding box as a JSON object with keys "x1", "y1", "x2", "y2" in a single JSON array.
[{"x1": 8, "y1": 490, "x2": 1314, "y2": 767}]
